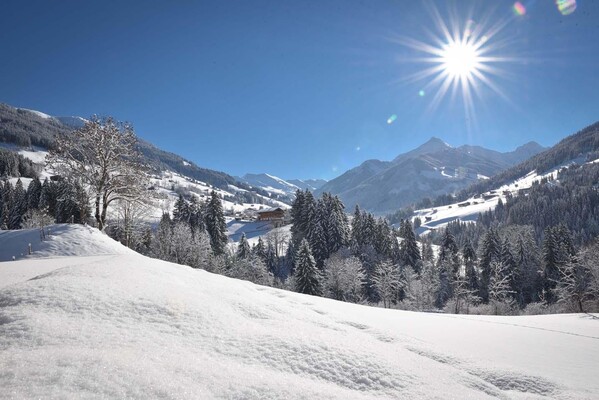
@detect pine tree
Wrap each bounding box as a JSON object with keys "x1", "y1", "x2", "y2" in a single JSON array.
[
  {"x1": 294, "y1": 239, "x2": 322, "y2": 296},
  {"x1": 399, "y1": 219, "x2": 422, "y2": 274},
  {"x1": 153, "y1": 212, "x2": 173, "y2": 261},
  {"x1": 26, "y1": 177, "x2": 42, "y2": 210},
  {"x1": 479, "y1": 228, "x2": 501, "y2": 302},
  {"x1": 309, "y1": 207, "x2": 329, "y2": 269},
  {"x1": 290, "y1": 189, "x2": 306, "y2": 245},
  {"x1": 236, "y1": 233, "x2": 251, "y2": 259},
  {"x1": 374, "y1": 218, "x2": 394, "y2": 258},
  {"x1": 188, "y1": 196, "x2": 205, "y2": 234},
  {"x1": 542, "y1": 227, "x2": 560, "y2": 303},
  {"x1": 253, "y1": 236, "x2": 267, "y2": 261},
  {"x1": 500, "y1": 238, "x2": 519, "y2": 303},
  {"x1": 373, "y1": 261, "x2": 400, "y2": 308},
  {"x1": 462, "y1": 239, "x2": 479, "y2": 293},
  {"x1": 172, "y1": 194, "x2": 190, "y2": 224},
  {"x1": 205, "y1": 190, "x2": 228, "y2": 255},
  {"x1": 10, "y1": 178, "x2": 27, "y2": 229},
  {"x1": 351, "y1": 205, "x2": 363, "y2": 247},
  {"x1": 0, "y1": 180, "x2": 13, "y2": 229},
  {"x1": 265, "y1": 245, "x2": 278, "y2": 276}
]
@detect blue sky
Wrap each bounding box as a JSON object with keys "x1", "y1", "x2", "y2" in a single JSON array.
[{"x1": 1, "y1": 0, "x2": 598, "y2": 180}]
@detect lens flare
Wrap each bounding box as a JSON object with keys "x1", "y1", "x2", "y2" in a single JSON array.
[
  {"x1": 387, "y1": 114, "x2": 398, "y2": 124},
  {"x1": 419, "y1": 90, "x2": 425, "y2": 97},
  {"x1": 513, "y1": 2, "x2": 526, "y2": 16},
  {"x1": 556, "y1": 0, "x2": 576, "y2": 15}
]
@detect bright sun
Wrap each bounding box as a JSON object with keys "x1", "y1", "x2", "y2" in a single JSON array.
[
  {"x1": 441, "y1": 41, "x2": 480, "y2": 78},
  {"x1": 396, "y1": 6, "x2": 514, "y2": 124}
]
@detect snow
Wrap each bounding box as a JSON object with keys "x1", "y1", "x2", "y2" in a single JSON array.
[
  {"x1": 1, "y1": 225, "x2": 597, "y2": 399},
  {"x1": 0, "y1": 224, "x2": 134, "y2": 262},
  {"x1": 17, "y1": 148, "x2": 48, "y2": 164},
  {"x1": 414, "y1": 157, "x2": 599, "y2": 235},
  {"x1": 17, "y1": 108, "x2": 54, "y2": 120},
  {"x1": 227, "y1": 220, "x2": 292, "y2": 247}
]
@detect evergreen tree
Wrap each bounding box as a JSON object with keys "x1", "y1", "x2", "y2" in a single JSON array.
[
  {"x1": 26, "y1": 177, "x2": 42, "y2": 210},
  {"x1": 478, "y1": 228, "x2": 501, "y2": 302},
  {"x1": 294, "y1": 239, "x2": 322, "y2": 296},
  {"x1": 38, "y1": 178, "x2": 58, "y2": 219},
  {"x1": 323, "y1": 194, "x2": 349, "y2": 255},
  {"x1": 10, "y1": 178, "x2": 27, "y2": 229},
  {"x1": 1, "y1": 180, "x2": 13, "y2": 229},
  {"x1": 542, "y1": 227, "x2": 560, "y2": 303},
  {"x1": 374, "y1": 218, "x2": 394, "y2": 259},
  {"x1": 463, "y1": 239, "x2": 479, "y2": 294},
  {"x1": 265, "y1": 245, "x2": 278, "y2": 276},
  {"x1": 236, "y1": 232, "x2": 251, "y2": 259},
  {"x1": 351, "y1": 205, "x2": 363, "y2": 247},
  {"x1": 373, "y1": 261, "x2": 400, "y2": 308},
  {"x1": 188, "y1": 196, "x2": 205, "y2": 234},
  {"x1": 205, "y1": 190, "x2": 228, "y2": 255},
  {"x1": 500, "y1": 238, "x2": 519, "y2": 302},
  {"x1": 172, "y1": 194, "x2": 190, "y2": 224},
  {"x1": 290, "y1": 189, "x2": 306, "y2": 245},
  {"x1": 153, "y1": 213, "x2": 173, "y2": 261},
  {"x1": 253, "y1": 236, "x2": 267, "y2": 261},
  {"x1": 399, "y1": 219, "x2": 422, "y2": 274}
]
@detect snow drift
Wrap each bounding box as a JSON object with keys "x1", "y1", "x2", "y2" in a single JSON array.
[{"x1": 0, "y1": 225, "x2": 598, "y2": 399}]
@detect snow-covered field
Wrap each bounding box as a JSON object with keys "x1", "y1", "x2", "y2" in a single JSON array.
[{"x1": 1, "y1": 225, "x2": 598, "y2": 399}]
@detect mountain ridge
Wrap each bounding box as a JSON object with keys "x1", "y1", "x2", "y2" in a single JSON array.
[{"x1": 316, "y1": 137, "x2": 546, "y2": 214}]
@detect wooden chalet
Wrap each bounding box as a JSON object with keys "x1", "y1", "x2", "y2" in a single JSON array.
[{"x1": 257, "y1": 207, "x2": 285, "y2": 222}]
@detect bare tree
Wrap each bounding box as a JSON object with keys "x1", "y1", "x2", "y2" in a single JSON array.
[
  {"x1": 324, "y1": 253, "x2": 365, "y2": 303},
  {"x1": 47, "y1": 116, "x2": 147, "y2": 231}
]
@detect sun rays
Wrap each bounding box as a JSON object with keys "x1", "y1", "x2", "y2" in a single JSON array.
[{"x1": 394, "y1": 4, "x2": 518, "y2": 126}]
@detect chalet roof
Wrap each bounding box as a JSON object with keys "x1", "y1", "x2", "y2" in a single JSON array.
[{"x1": 257, "y1": 207, "x2": 285, "y2": 213}]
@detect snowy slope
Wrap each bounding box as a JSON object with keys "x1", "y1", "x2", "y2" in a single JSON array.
[
  {"x1": 239, "y1": 173, "x2": 301, "y2": 196},
  {"x1": 1, "y1": 225, "x2": 598, "y2": 399},
  {"x1": 413, "y1": 157, "x2": 597, "y2": 235}
]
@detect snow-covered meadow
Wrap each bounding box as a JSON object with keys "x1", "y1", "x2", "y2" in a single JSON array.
[{"x1": 1, "y1": 225, "x2": 598, "y2": 399}]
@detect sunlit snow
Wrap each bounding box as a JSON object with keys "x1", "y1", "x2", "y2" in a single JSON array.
[{"x1": 1, "y1": 225, "x2": 597, "y2": 399}]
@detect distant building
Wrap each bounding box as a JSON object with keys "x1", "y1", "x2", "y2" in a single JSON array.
[{"x1": 257, "y1": 207, "x2": 285, "y2": 222}]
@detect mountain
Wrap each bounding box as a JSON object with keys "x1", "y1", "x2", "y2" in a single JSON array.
[
  {"x1": 287, "y1": 178, "x2": 327, "y2": 191},
  {"x1": 238, "y1": 174, "x2": 327, "y2": 196},
  {"x1": 238, "y1": 173, "x2": 301, "y2": 196},
  {"x1": 0, "y1": 102, "x2": 291, "y2": 206},
  {"x1": 1, "y1": 224, "x2": 596, "y2": 398},
  {"x1": 316, "y1": 137, "x2": 546, "y2": 214},
  {"x1": 394, "y1": 121, "x2": 599, "y2": 238}
]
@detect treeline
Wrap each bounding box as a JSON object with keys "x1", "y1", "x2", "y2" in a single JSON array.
[
  {"x1": 0, "y1": 104, "x2": 69, "y2": 148},
  {"x1": 0, "y1": 177, "x2": 89, "y2": 230},
  {"x1": 478, "y1": 161, "x2": 599, "y2": 245},
  {"x1": 0, "y1": 148, "x2": 40, "y2": 179},
  {"x1": 112, "y1": 188, "x2": 599, "y2": 314}
]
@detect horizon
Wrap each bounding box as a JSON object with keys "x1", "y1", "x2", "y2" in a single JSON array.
[{"x1": 2, "y1": 0, "x2": 598, "y2": 180}]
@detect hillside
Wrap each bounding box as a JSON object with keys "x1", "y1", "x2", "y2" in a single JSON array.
[
  {"x1": 405, "y1": 121, "x2": 599, "y2": 237},
  {"x1": 316, "y1": 137, "x2": 545, "y2": 214},
  {"x1": 0, "y1": 103, "x2": 279, "y2": 199},
  {"x1": 1, "y1": 225, "x2": 597, "y2": 399}
]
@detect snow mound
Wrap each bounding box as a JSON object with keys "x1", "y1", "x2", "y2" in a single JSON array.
[
  {"x1": 0, "y1": 225, "x2": 598, "y2": 399},
  {"x1": 0, "y1": 224, "x2": 134, "y2": 262}
]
